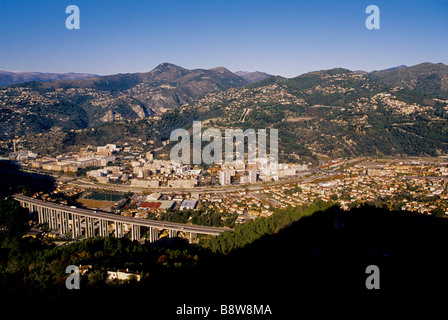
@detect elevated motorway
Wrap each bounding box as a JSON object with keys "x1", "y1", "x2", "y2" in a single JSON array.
[{"x1": 13, "y1": 195, "x2": 229, "y2": 241}]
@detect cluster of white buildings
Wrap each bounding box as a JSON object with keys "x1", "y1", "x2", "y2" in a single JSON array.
[
  {"x1": 9, "y1": 150, "x2": 38, "y2": 162},
  {"x1": 25, "y1": 144, "x2": 120, "y2": 173},
  {"x1": 130, "y1": 157, "x2": 201, "y2": 189},
  {"x1": 30, "y1": 155, "x2": 115, "y2": 173},
  {"x1": 219, "y1": 158, "x2": 308, "y2": 186},
  {"x1": 19, "y1": 140, "x2": 308, "y2": 189},
  {"x1": 86, "y1": 166, "x2": 129, "y2": 183}
]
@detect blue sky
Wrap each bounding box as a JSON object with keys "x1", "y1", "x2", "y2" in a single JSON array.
[{"x1": 0, "y1": 0, "x2": 447, "y2": 77}]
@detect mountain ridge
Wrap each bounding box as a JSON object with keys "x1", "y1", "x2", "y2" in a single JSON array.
[
  {"x1": 0, "y1": 63, "x2": 253, "y2": 138},
  {"x1": 369, "y1": 62, "x2": 448, "y2": 98},
  {"x1": 2, "y1": 62, "x2": 448, "y2": 161},
  {"x1": 0, "y1": 69, "x2": 99, "y2": 87},
  {"x1": 235, "y1": 70, "x2": 272, "y2": 84}
]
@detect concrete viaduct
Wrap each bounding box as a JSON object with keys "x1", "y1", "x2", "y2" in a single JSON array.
[{"x1": 13, "y1": 195, "x2": 229, "y2": 242}]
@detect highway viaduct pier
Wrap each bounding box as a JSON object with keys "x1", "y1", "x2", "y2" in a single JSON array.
[{"x1": 13, "y1": 195, "x2": 228, "y2": 242}]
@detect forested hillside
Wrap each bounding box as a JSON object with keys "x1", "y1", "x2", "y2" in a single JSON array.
[{"x1": 4, "y1": 63, "x2": 448, "y2": 162}]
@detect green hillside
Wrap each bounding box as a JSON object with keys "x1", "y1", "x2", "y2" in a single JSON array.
[
  {"x1": 5, "y1": 64, "x2": 448, "y2": 162},
  {"x1": 369, "y1": 62, "x2": 448, "y2": 98}
]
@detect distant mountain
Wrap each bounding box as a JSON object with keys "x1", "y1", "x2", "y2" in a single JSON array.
[
  {"x1": 4, "y1": 63, "x2": 448, "y2": 161},
  {"x1": 234, "y1": 70, "x2": 272, "y2": 84},
  {"x1": 25, "y1": 63, "x2": 248, "y2": 112},
  {"x1": 0, "y1": 63, "x2": 249, "y2": 138},
  {"x1": 369, "y1": 62, "x2": 448, "y2": 98},
  {"x1": 0, "y1": 69, "x2": 99, "y2": 87},
  {"x1": 370, "y1": 64, "x2": 408, "y2": 73},
  {"x1": 234, "y1": 71, "x2": 250, "y2": 77},
  {"x1": 170, "y1": 66, "x2": 448, "y2": 161},
  {"x1": 378, "y1": 65, "x2": 407, "y2": 72}
]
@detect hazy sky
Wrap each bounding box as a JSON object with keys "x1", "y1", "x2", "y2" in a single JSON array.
[{"x1": 1, "y1": 0, "x2": 447, "y2": 77}]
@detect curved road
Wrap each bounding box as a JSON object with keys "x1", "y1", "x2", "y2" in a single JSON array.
[{"x1": 68, "y1": 171, "x2": 322, "y2": 194}]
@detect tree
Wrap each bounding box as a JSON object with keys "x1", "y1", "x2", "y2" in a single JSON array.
[
  {"x1": 0, "y1": 197, "x2": 30, "y2": 238},
  {"x1": 330, "y1": 194, "x2": 339, "y2": 201},
  {"x1": 431, "y1": 207, "x2": 446, "y2": 218},
  {"x1": 88, "y1": 270, "x2": 104, "y2": 287}
]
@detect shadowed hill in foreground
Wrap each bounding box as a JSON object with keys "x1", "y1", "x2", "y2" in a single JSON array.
[
  {"x1": 7, "y1": 203, "x2": 446, "y2": 316},
  {"x1": 204, "y1": 205, "x2": 448, "y2": 295}
]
